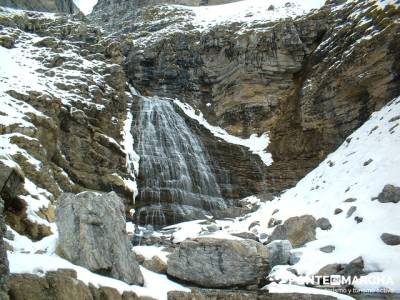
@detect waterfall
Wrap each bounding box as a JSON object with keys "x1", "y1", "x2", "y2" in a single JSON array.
[{"x1": 134, "y1": 96, "x2": 227, "y2": 228}]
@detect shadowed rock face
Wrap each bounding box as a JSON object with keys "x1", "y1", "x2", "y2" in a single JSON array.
[{"x1": 0, "y1": 0, "x2": 78, "y2": 13}]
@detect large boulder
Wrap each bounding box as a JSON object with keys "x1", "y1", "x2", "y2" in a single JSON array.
[
  {"x1": 167, "y1": 237, "x2": 269, "y2": 288},
  {"x1": 56, "y1": 192, "x2": 143, "y2": 285},
  {"x1": 267, "y1": 215, "x2": 317, "y2": 248}
]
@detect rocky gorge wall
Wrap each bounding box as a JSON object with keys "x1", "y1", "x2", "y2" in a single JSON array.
[
  {"x1": 104, "y1": 0, "x2": 400, "y2": 193},
  {"x1": 0, "y1": 10, "x2": 137, "y2": 240},
  {"x1": 0, "y1": 4, "x2": 270, "y2": 239}
]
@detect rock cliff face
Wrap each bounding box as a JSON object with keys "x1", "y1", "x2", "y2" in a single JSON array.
[
  {"x1": 93, "y1": 0, "x2": 400, "y2": 192},
  {"x1": 0, "y1": 10, "x2": 137, "y2": 239},
  {"x1": 90, "y1": 0, "x2": 240, "y2": 32},
  {"x1": 0, "y1": 0, "x2": 77, "y2": 13}
]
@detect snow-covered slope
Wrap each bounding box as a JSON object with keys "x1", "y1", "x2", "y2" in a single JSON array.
[
  {"x1": 131, "y1": 0, "x2": 326, "y2": 46},
  {"x1": 175, "y1": 0, "x2": 325, "y2": 30},
  {"x1": 73, "y1": 0, "x2": 97, "y2": 14},
  {"x1": 168, "y1": 96, "x2": 400, "y2": 294}
]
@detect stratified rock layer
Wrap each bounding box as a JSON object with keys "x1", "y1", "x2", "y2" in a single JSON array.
[
  {"x1": 92, "y1": 0, "x2": 400, "y2": 193},
  {"x1": 56, "y1": 192, "x2": 144, "y2": 285}
]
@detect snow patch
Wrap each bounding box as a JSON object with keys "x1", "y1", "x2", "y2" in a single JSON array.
[{"x1": 173, "y1": 99, "x2": 272, "y2": 165}]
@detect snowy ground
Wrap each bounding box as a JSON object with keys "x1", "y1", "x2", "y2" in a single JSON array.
[
  {"x1": 6, "y1": 225, "x2": 187, "y2": 300},
  {"x1": 132, "y1": 0, "x2": 326, "y2": 46}
]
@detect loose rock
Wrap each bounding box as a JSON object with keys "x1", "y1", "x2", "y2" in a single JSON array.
[
  {"x1": 381, "y1": 233, "x2": 400, "y2": 246},
  {"x1": 376, "y1": 185, "x2": 400, "y2": 203}
]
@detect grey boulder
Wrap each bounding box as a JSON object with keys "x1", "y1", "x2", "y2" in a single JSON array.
[
  {"x1": 266, "y1": 240, "x2": 292, "y2": 268},
  {"x1": 167, "y1": 237, "x2": 269, "y2": 288},
  {"x1": 56, "y1": 192, "x2": 144, "y2": 285},
  {"x1": 381, "y1": 233, "x2": 400, "y2": 246},
  {"x1": 267, "y1": 215, "x2": 316, "y2": 248},
  {"x1": 376, "y1": 185, "x2": 400, "y2": 203},
  {"x1": 316, "y1": 218, "x2": 332, "y2": 230}
]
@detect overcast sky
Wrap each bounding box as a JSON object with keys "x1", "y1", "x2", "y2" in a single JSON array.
[{"x1": 73, "y1": 0, "x2": 98, "y2": 15}]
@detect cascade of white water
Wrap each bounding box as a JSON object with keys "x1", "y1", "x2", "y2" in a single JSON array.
[{"x1": 134, "y1": 96, "x2": 227, "y2": 227}]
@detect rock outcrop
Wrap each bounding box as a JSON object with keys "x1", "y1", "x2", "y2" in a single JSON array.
[
  {"x1": 56, "y1": 192, "x2": 144, "y2": 285},
  {"x1": 7, "y1": 269, "x2": 151, "y2": 300},
  {"x1": 167, "y1": 237, "x2": 269, "y2": 288},
  {"x1": 0, "y1": 10, "x2": 138, "y2": 237},
  {"x1": 267, "y1": 215, "x2": 316, "y2": 248},
  {"x1": 0, "y1": 0, "x2": 77, "y2": 13}
]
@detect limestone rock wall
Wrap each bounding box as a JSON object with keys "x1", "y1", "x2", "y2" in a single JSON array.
[
  {"x1": 121, "y1": 0, "x2": 400, "y2": 193},
  {"x1": 0, "y1": 11, "x2": 136, "y2": 239}
]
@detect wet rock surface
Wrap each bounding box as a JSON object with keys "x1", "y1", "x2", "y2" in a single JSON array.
[
  {"x1": 56, "y1": 192, "x2": 143, "y2": 285},
  {"x1": 167, "y1": 237, "x2": 270, "y2": 288}
]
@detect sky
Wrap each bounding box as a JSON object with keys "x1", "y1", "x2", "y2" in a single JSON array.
[{"x1": 73, "y1": 0, "x2": 98, "y2": 14}]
